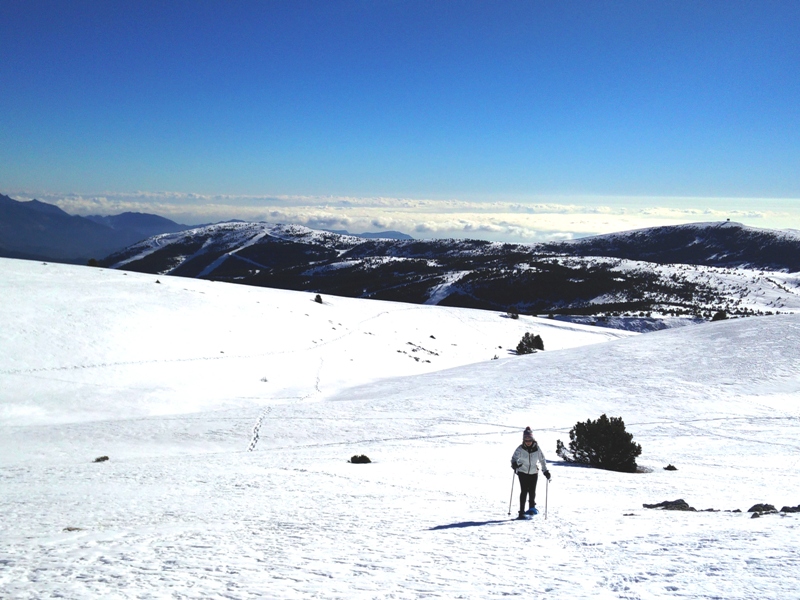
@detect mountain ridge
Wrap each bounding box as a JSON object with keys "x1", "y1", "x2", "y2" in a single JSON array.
[
  {"x1": 0, "y1": 194, "x2": 189, "y2": 263},
  {"x1": 102, "y1": 220, "x2": 800, "y2": 326},
  {"x1": 545, "y1": 220, "x2": 800, "y2": 271}
]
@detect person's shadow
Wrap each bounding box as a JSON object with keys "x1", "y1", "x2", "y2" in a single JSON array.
[{"x1": 428, "y1": 519, "x2": 512, "y2": 530}]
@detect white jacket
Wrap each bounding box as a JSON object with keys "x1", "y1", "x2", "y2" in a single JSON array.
[{"x1": 511, "y1": 442, "x2": 548, "y2": 475}]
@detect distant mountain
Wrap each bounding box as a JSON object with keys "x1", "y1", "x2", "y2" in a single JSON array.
[
  {"x1": 102, "y1": 220, "x2": 800, "y2": 325},
  {"x1": 0, "y1": 194, "x2": 189, "y2": 263},
  {"x1": 0, "y1": 194, "x2": 121, "y2": 262},
  {"x1": 544, "y1": 221, "x2": 800, "y2": 271},
  {"x1": 85, "y1": 212, "x2": 187, "y2": 242}
]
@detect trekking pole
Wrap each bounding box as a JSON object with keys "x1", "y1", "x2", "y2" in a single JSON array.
[
  {"x1": 545, "y1": 477, "x2": 549, "y2": 520},
  {"x1": 507, "y1": 471, "x2": 515, "y2": 516}
]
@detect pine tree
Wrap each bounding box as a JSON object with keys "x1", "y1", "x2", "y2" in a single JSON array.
[
  {"x1": 556, "y1": 414, "x2": 642, "y2": 473},
  {"x1": 516, "y1": 333, "x2": 544, "y2": 355}
]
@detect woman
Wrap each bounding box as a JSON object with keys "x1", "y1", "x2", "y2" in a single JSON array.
[{"x1": 511, "y1": 427, "x2": 551, "y2": 519}]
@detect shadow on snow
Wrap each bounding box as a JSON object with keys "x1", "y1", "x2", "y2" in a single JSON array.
[{"x1": 428, "y1": 519, "x2": 514, "y2": 531}]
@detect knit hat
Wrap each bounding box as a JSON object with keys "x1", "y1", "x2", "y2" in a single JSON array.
[{"x1": 523, "y1": 427, "x2": 534, "y2": 442}]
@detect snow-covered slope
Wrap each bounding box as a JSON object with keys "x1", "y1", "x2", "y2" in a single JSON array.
[
  {"x1": 0, "y1": 258, "x2": 629, "y2": 427},
  {"x1": 1, "y1": 258, "x2": 799, "y2": 599}
]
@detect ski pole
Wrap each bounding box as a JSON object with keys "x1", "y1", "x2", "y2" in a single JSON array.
[
  {"x1": 507, "y1": 471, "x2": 515, "y2": 515},
  {"x1": 545, "y1": 477, "x2": 549, "y2": 520}
]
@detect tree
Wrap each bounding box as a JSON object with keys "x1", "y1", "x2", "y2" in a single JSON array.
[
  {"x1": 516, "y1": 332, "x2": 544, "y2": 355},
  {"x1": 556, "y1": 414, "x2": 642, "y2": 473}
]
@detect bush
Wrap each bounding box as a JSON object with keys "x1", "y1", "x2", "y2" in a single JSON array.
[
  {"x1": 711, "y1": 310, "x2": 727, "y2": 321},
  {"x1": 507, "y1": 309, "x2": 519, "y2": 320},
  {"x1": 556, "y1": 414, "x2": 641, "y2": 473},
  {"x1": 516, "y1": 332, "x2": 544, "y2": 355},
  {"x1": 349, "y1": 454, "x2": 371, "y2": 464}
]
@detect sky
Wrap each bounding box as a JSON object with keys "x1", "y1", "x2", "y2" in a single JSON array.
[{"x1": 1, "y1": 1, "x2": 799, "y2": 241}]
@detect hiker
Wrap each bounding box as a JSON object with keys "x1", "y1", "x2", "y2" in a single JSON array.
[{"x1": 511, "y1": 427, "x2": 551, "y2": 519}]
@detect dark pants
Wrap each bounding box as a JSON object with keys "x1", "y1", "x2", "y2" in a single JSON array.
[{"x1": 517, "y1": 472, "x2": 538, "y2": 513}]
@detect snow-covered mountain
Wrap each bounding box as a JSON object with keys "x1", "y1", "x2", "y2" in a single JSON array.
[
  {"x1": 1, "y1": 257, "x2": 799, "y2": 599},
  {"x1": 544, "y1": 220, "x2": 800, "y2": 270},
  {"x1": 102, "y1": 220, "x2": 800, "y2": 329}
]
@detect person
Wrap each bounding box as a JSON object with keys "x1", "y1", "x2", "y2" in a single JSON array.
[{"x1": 511, "y1": 427, "x2": 551, "y2": 519}]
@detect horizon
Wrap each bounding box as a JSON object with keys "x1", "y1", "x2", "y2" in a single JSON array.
[
  {"x1": 7, "y1": 190, "x2": 800, "y2": 242},
  {"x1": 2, "y1": 2, "x2": 799, "y2": 242}
]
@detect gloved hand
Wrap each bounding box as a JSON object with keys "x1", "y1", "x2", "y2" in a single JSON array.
[
  {"x1": 511, "y1": 461, "x2": 518, "y2": 471},
  {"x1": 543, "y1": 470, "x2": 551, "y2": 481}
]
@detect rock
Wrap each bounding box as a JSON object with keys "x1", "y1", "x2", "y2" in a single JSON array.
[
  {"x1": 643, "y1": 499, "x2": 696, "y2": 511},
  {"x1": 349, "y1": 454, "x2": 371, "y2": 464},
  {"x1": 747, "y1": 503, "x2": 777, "y2": 513},
  {"x1": 663, "y1": 464, "x2": 678, "y2": 471},
  {"x1": 780, "y1": 505, "x2": 800, "y2": 513},
  {"x1": 93, "y1": 456, "x2": 109, "y2": 463},
  {"x1": 751, "y1": 512, "x2": 760, "y2": 519}
]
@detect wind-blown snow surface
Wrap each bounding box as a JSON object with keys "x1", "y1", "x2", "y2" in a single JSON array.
[{"x1": 1, "y1": 258, "x2": 799, "y2": 599}]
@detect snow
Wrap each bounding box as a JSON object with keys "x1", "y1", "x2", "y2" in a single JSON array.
[{"x1": 2, "y1": 257, "x2": 799, "y2": 599}]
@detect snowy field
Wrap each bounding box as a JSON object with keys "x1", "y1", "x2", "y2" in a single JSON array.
[{"x1": 1, "y1": 258, "x2": 799, "y2": 599}]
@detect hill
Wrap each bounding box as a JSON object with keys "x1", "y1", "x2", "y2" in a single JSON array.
[
  {"x1": 103, "y1": 220, "x2": 800, "y2": 328},
  {"x1": 544, "y1": 220, "x2": 800, "y2": 270}
]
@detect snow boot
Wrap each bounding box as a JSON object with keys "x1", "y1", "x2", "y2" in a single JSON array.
[
  {"x1": 526, "y1": 506, "x2": 539, "y2": 516},
  {"x1": 517, "y1": 511, "x2": 528, "y2": 520}
]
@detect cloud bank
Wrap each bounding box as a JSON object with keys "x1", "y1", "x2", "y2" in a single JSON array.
[{"x1": 8, "y1": 190, "x2": 798, "y2": 243}]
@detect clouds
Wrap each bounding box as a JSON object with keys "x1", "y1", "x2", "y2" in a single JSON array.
[{"x1": 8, "y1": 189, "x2": 797, "y2": 243}]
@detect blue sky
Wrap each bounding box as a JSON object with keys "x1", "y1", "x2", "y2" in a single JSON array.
[{"x1": 1, "y1": 1, "x2": 799, "y2": 241}]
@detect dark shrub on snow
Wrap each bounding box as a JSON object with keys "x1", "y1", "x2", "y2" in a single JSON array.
[
  {"x1": 349, "y1": 454, "x2": 371, "y2": 464},
  {"x1": 556, "y1": 414, "x2": 642, "y2": 473},
  {"x1": 516, "y1": 332, "x2": 544, "y2": 355}
]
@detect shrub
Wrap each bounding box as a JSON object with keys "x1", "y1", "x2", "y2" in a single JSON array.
[
  {"x1": 556, "y1": 414, "x2": 641, "y2": 473},
  {"x1": 507, "y1": 309, "x2": 519, "y2": 320},
  {"x1": 711, "y1": 310, "x2": 727, "y2": 321},
  {"x1": 516, "y1": 332, "x2": 544, "y2": 355},
  {"x1": 315, "y1": 294, "x2": 323, "y2": 304},
  {"x1": 349, "y1": 454, "x2": 371, "y2": 464}
]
